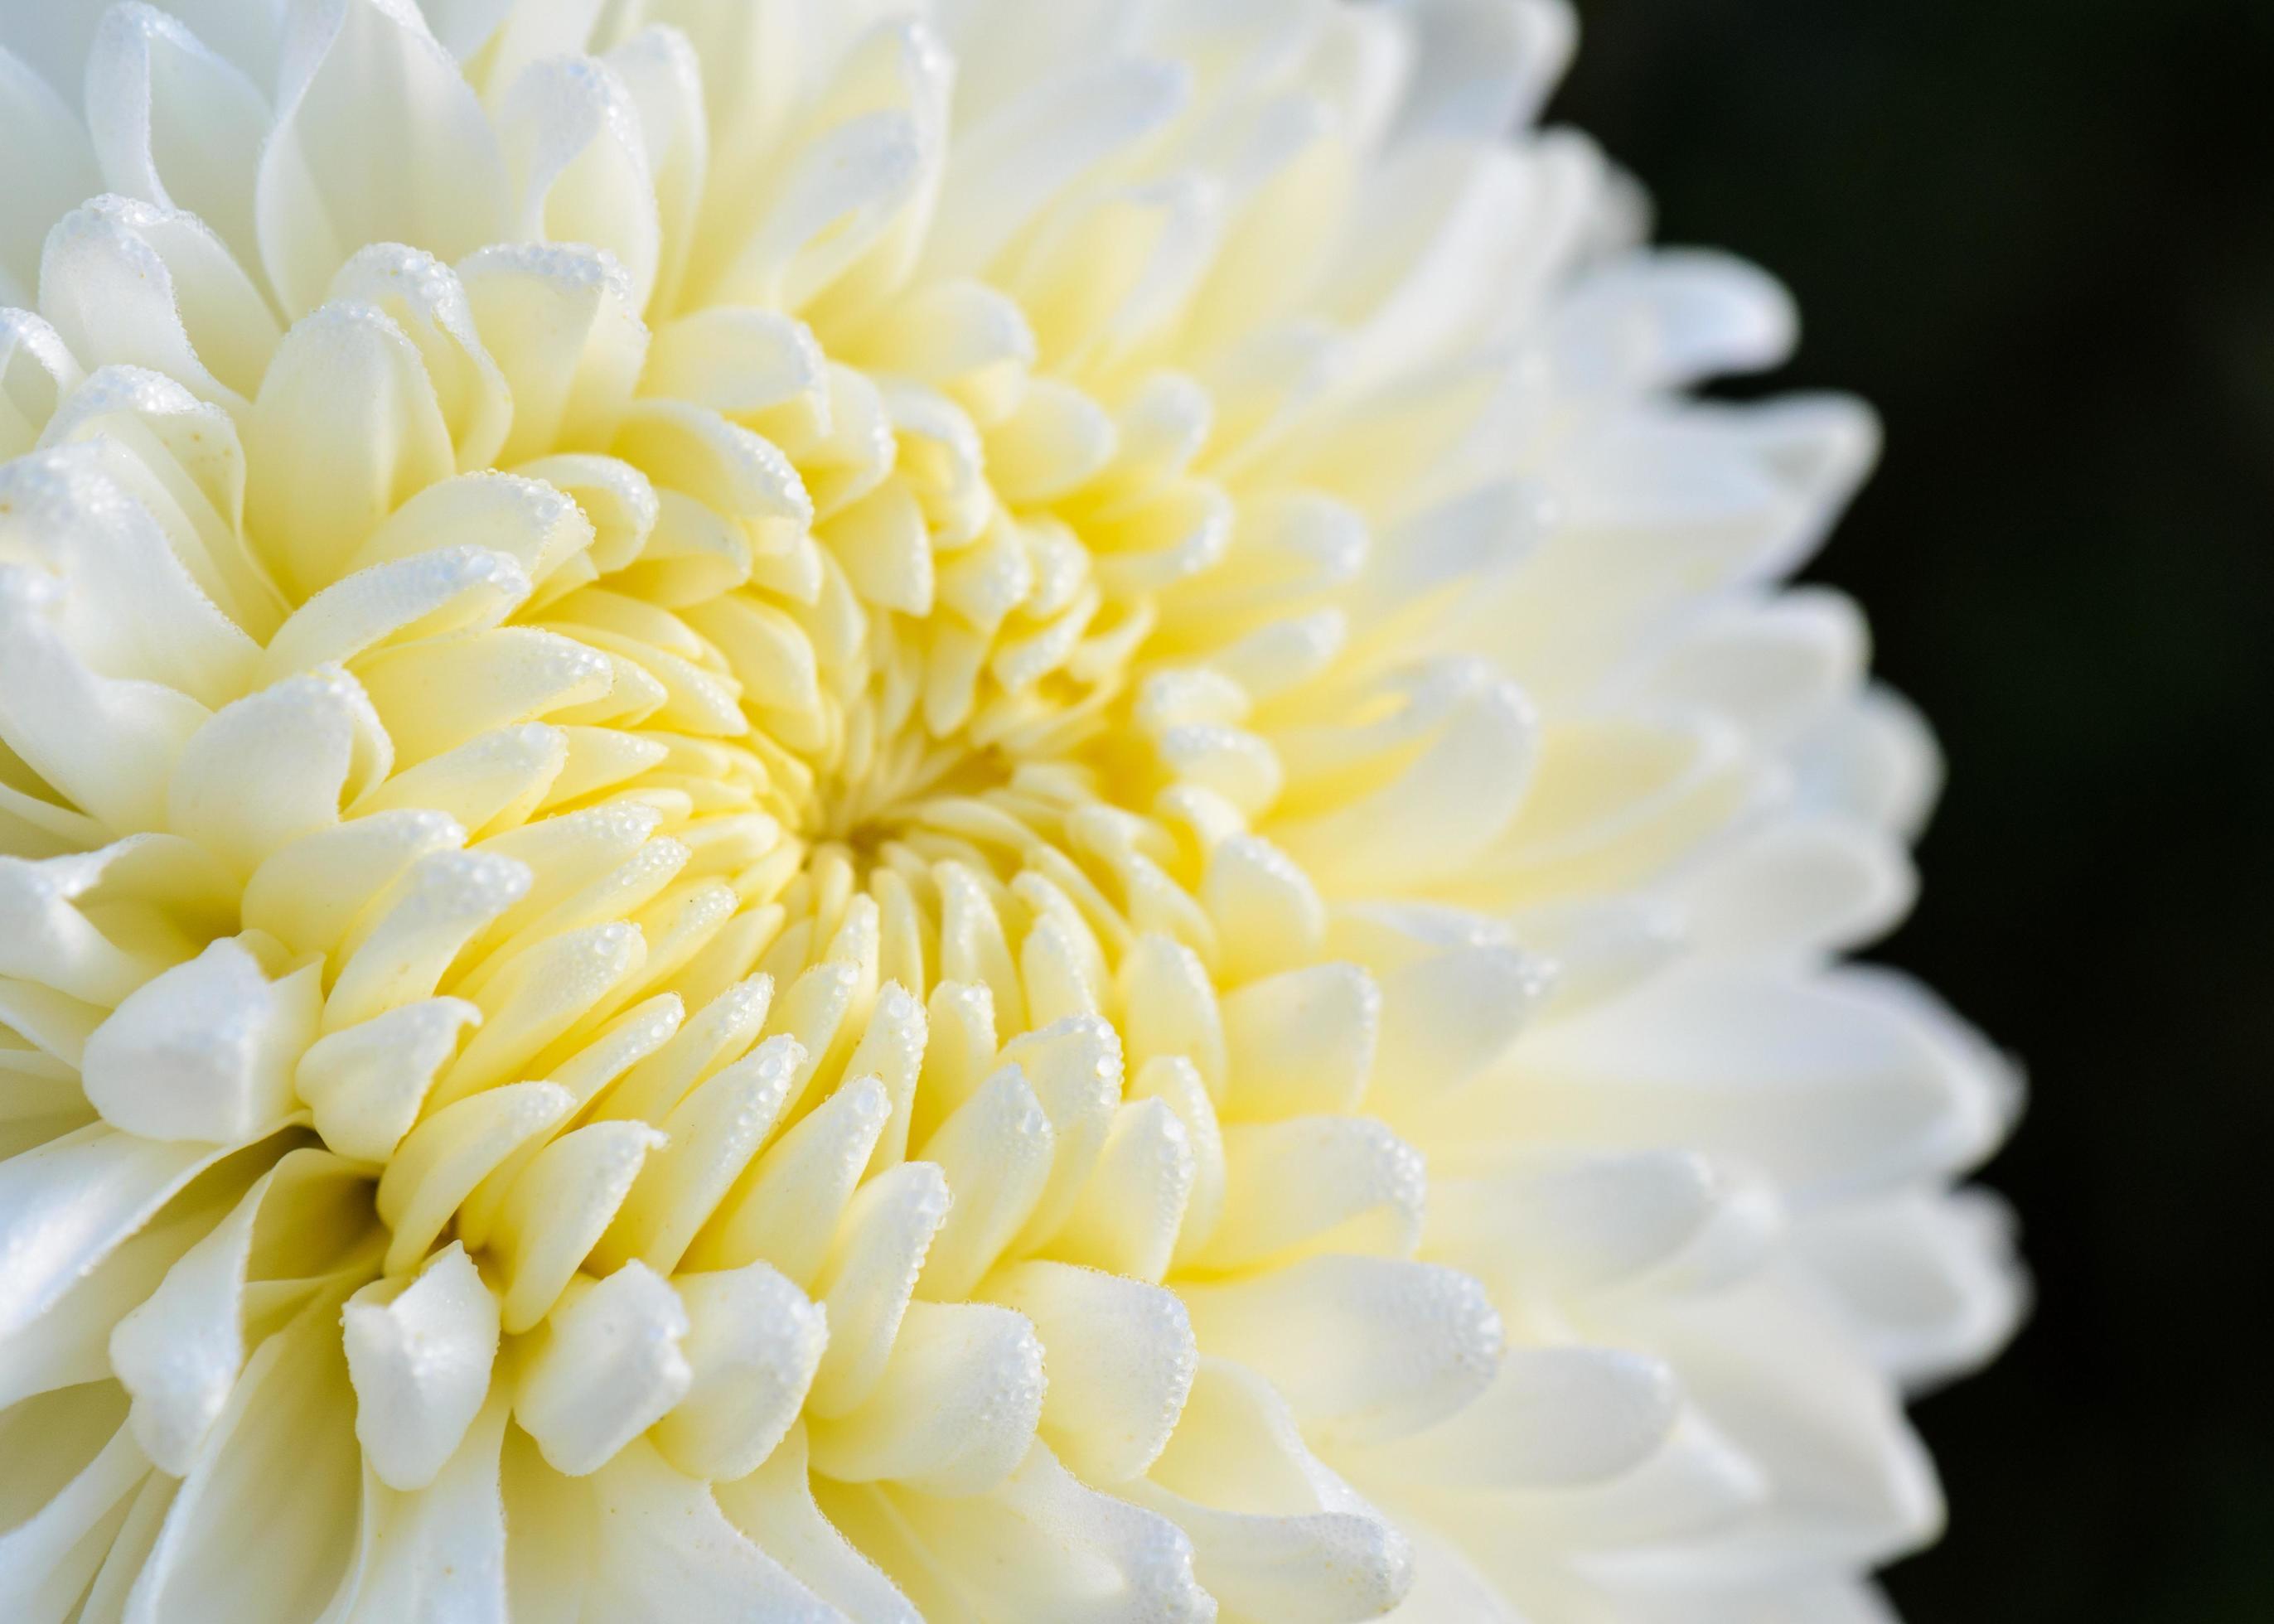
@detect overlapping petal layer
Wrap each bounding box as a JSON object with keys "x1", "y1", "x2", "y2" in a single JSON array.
[{"x1": 0, "y1": 2, "x2": 2020, "y2": 1619}]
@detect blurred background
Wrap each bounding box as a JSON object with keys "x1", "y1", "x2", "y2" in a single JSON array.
[{"x1": 1557, "y1": 0, "x2": 2274, "y2": 1616}]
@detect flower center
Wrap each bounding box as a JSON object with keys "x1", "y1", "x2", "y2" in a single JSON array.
[{"x1": 805, "y1": 734, "x2": 1020, "y2": 853}]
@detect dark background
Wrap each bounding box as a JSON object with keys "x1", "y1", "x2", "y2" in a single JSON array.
[{"x1": 1556, "y1": 2, "x2": 2274, "y2": 1617}]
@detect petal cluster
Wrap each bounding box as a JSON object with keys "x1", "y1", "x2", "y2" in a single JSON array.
[{"x1": 0, "y1": 2, "x2": 2020, "y2": 1621}]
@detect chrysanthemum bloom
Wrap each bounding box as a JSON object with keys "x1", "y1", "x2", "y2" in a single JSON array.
[{"x1": 0, "y1": 1, "x2": 2021, "y2": 1618}]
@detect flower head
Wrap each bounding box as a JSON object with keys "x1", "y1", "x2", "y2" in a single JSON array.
[{"x1": 0, "y1": 1, "x2": 2020, "y2": 1618}]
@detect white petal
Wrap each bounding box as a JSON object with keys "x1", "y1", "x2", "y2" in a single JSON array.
[
  {"x1": 110, "y1": 1151, "x2": 372, "y2": 1476},
  {"x1": 1793, "y1": 684, "x2": 1944, "y2": 843},
  {"x1": 1, "y1": 442, "x2": 259, "y2": 705},
  {"x1": 84, "y1": 4, "x2": 271, "y2": 270},
  {"x1": 0, "y1": 44, "x2": 100, "y2": 306},
  {"x1": 452, "y1": 0, "x2": 605, "y2": 89},
  {"x1": 512, "y1": 1260, "x2": 689, "y2": 1478},
  {"x1": 980, "y1": 1260, "x2": 1196, "y2": 1483},
  {"x1": 1218, "y1": 961, "x2": 1378, "y2": 1120},
  {"x1": 353, "y1": 627, "x2": 612, "y2": 767},
  {"x1": 651, "y1": 1260, "x2": 828, "y2": 1481},
  {"x1": 926, "y1": 56, "x2": 1190, "y2": 278},
  {"x1": 1199, "y1": 833, "x2": 1326, "y2": 988},
  {"x1": 803, "y1": 1157, "x2": 950, "y2": 1419},
  {"x1": 1368, "y1": 1344, "x2": 1680, "y2": 1491},
  {"x1": 1269, "y1": 659, "x2": 1537, "y2": 892},
  {"x1": 1181, "y1": 1254, "x2": 1502, "y2": 1445},
  {"x1": 0, "y1": 569, "x2": 206, "y2": 834},
  {"x1": 375, "y1": 1080, "x2": 568, "y2": 1274},
  {"x1": 913, "y1": 1064, "x2": 1054, "y2": 1300},
  {"x1": 1791, "y1": 1189, "x2": 2025, "y2": 1392},
  {"x1": 715, "y1": 1424, "x2": 921, "y2": 1624},
  {"x1": 258, "y1": 547, "x2": 530, "y2": 686},
  {"x1": 1557, "y1": 394, "x2": 1880, "y2": 597},
  {"x1": 0, "y1": 1174, "x2": 232, "y2": 1413},
  {"x1": 699, "y1": 97, "x2": 931, "y2": 312},
  {"x1": 459, "y1": 242, "x2": 647, "y2": 464},
  {"x1": 160, "y1": 0, "x2": 287, "y2": 88},
  {"x1": 1349, "y1": 479, "x2": 1550, "y2": 636},
  {"x1": 998, "y1": 1014, "x2": 1123, "y2": 1251},
  {"x1": 1507, "y1": 965, "x2": 2012, "y2": 1199},
  {"x1": 242, "y1": 302, "x2": 456, "y2": 601},
  {"x1": 686, "y1": 1074, "x2": 889, "y2": 1282},
  {"x1": 486, "y1": 1119, "x2": 665, "y2": 1333},
  {"x1": 603, "y1": 24, "x2": 708, "y2": 312},
  {"x1": 0, "y1": 1411, "x2": 150, "y2": 1621},
  {"x1": 335, "y1": 1392, "x2": 510, "y2": 1623},
  {"x1": 497, "y1": 54, "x2": 660, "y2": 311},
  {"x1": 824, "y1": 480, "x2": 933, "y2": 615},
  {"x1": 1592, "y1": 1274, "x2": 1944, "y2": 1580},
  {"x1": 241, "y1": 810, "x2": 465, "y2": 961},
  {"x1": 294, "y1": 998, "x2": 478, "y2": 1164},
  {"x1": 126, "y1": 1293, "x2": 365, "y2": 1624},
  {"x1": 1319, "y1": 142, "x2": 1574, "y2": 382},
  {"x1": 641, "y1": 303, "x2": 825, "y2": 418},
  {"x1": 1425, "y1": 1147, "x2": 1728, "y2": 1298},
  {"x1": 845, "y1": 1443, "x2": 1210, "y2": 1624},
  {"x1": 589, "y1": 1034, "x2": 801, "y2": 1275},
  {"x1": 1053, "y1": 1094, "x2": 1196, "y2": 1284},
  {"x1": 503, "y1": 1436, "x2": 838, "y2": 1622},
  {"x1": 30, "y1": 365, "x2": 284, "y2": 650},
  {"x1": 591, "y1": 973, "x2": 772, "y2": 1126},
  {"x1": 255, "y1": 0, "x2": 510, "y2": 315},
  {"x1": 1116, "y1": 933, "x2": 1227, "y2": 1101},
  {"x1": 1507, "y1": 895, "x2": 1684, "y2": 1020},
  {"x1": 1370, "y1": 939, "x2": 1546, "y2": 1106},
  {"x1": 806, "y1": 1297, "x2": 1045, "y2": 1495},
  {"x1": 342, "y1": 1242, "x2": 499, "y2": 1491},
  {"x1": 80, "y1": 937, "x2": 320, "y2": 1145},
  {"x1": 431, "y1": 921, "x2": 650, "y2": 1109},
  {"x1": 325, "y1": 244, "x2": 513, "y2": 472},
  {"x1": 1389, "y1": 0, "x2": 1575, "y2": 139},
  {"x1": 1547, "y1": 247, "x2": 1796, "y2": 397},
  {"x1": 0, "y1": 837, "x2": 236, "y2": 1009},
  {"x1": 1130, "y1": 1358, "x2": 1415, "y2": 1621},
  {"x1": 1485, "y1": 1411, "x2": 1768, "y2": 1553},
  {"x1": 854, "y1": 275, "x2": 1033, "y2": 393},
  {"x1": 613, "y1": 398, "x2": 811, "y2": 526},
  {"x1": 1672, "y1": 813, "x2": 1916, "y2": 959},
  {"x1": 167, "y1": 669, "x2": 391, "y2": 874},
  {"x1": 39, "y1": 196, "x2": 275, "y2": 407},
  {"x1": 1625, "y1": 587, "x2": 1867, "y2": 751},
  {"x1": 0, "y1": 307, "x2": 79, "y2": 457},
  {"x1": 1202, "y1": 1114, "x2": 1424, "y2": 1269}
]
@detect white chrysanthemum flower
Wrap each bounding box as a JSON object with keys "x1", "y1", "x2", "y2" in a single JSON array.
[{"x1": 0, "y1": 1, "x2": 2020, "y2": 1618}]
